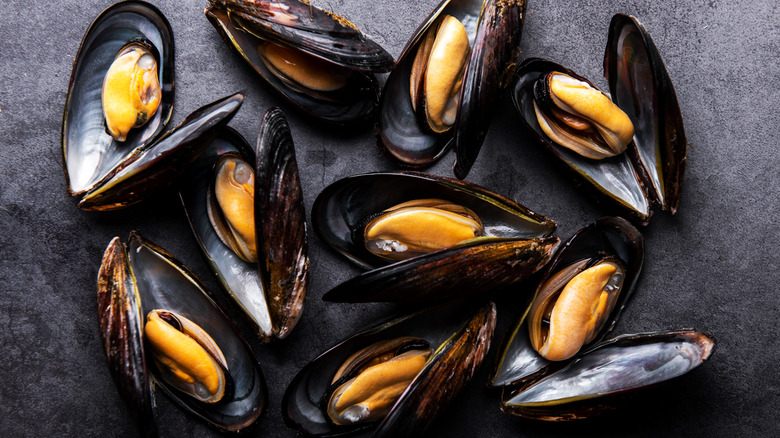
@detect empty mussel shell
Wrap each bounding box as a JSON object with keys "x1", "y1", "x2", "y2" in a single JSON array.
[
  {"x1": 313, "y1": 171, "x2": 559, "y2": 303},
  {"x1": 96, "y1": 232, "x2": 267, "y2": 434},
  {"x1": 205, "y1": 0, "x2": 394, "y2": 125},
  {"x1": 501, "y1": 330, "x2": 716, "y2": 420},
  {"x1": 63, "y1": 1, "x2": 174, "y2": 199},
  {"x1": 180, "y1": 107, "x2": 308, "y2": 342},
  {"x1": 283, "y1": 301, "x2": 497, "y2": 437},
  {"x1": 512, "y1": 14, "x2": 689, "y2": 224},
  {"x1": 490, "y1": 217, "x2": 644, "y2": 388},
  {"x1": 376, "y1": 0, "x2": 526, "y2": 178}
]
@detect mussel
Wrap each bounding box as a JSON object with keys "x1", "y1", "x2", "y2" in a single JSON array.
[
  {"x1": 283, "y1": 301, "x2": 497, "y2": 436},
  {"x1": 97, "y1": 232, "x2": 267, "y2": 434},
  {"x1": 205, "y1": 0, "x2": 394, "y2": 125},
  {"x1": 180, "y1": 108, "x2": 308, "y2": 342},
  {"x1": 512, "y1": 14, "x2": 689, "y2": 223},
  {"x1": 376, "y1": 0, "x2": 527, "y2": 178},
  {"x1": 312, "y1": 172, "x2": 559, "y2": 303},
  {"x1": 490, "y1": 217, "x2": 644, "y2": 388},
  {"x1": 62, "y1": 1, "x2": 174, "y2": 202}
]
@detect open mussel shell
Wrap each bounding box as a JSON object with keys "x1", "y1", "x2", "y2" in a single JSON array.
[
  {"x1": 62, "y1": 0, "x2": 174, "y2": 199},
  {"x1": 283, "y1": 301, "x2": 496, "y2": 437},
  {"x1": 513, "y1": 15, "x2": 688, "y2": 224},
  {"x1": 376, "y1": 0, "x2": 526, "y2": 176},
  {"x1": 604, "y1": 14, "x2": 689, "y2": 214},
  {"x1": 79, "y1": 92, "x2": 243, "y2": 211},
  {"x1": 313, "y1": 171, "x2": 558, "y2": 303},
  {"x1": 180, "y1": 107, "x2": 308, "y2": 342},
  {"x1": 205, "y1": 0, "x2": 393, "y2": 125},
  {"x1": 490, "y1": 216, "x2": 644, "y2": 388},
  {"x1": 97, "y1": 232, "x2": 267, "y2": 434},
  {"x1": 501, "y1": 330, "x2": 716, "y2": 420},
  {"x1": 514, "y1": 59, "x2": 652, "y2": 222}
]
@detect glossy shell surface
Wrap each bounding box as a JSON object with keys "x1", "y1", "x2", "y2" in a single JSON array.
[
  {"x1": 96, "y1": 233, "x2": 267, "y2": 433},
  {"x1": 62, "y1": 1, "x2": 174, "y2": 198},
  {"x1": 181, "y1": 108, "x2": 308, "y2": 342},
  {"x1": 283, "y1": 301, "x2": 496, "y2": 437}
]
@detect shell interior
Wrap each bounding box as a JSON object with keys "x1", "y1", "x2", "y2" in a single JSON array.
[
  {"x1": 125, "y1": 232, "x2": 267, "y2": 431},
  {"x1": 63, "y1": 1, "x2": 174, "y2": 197},
  {"x1": 312, "y1": 171, "x2": 556, "y2": 270},
  {"x1": 282, "y1": 300, "x2": 496, "y2": 437},
  {"x1": 180, "y1": 129, "x2": 275, "y2": 339},
  {"x1": 514, "y1": 59, "x2": 651, "y2": 221},
  {"x1": 502, "y1": 330, "x2": 716, "y2": 419},
  {"x1": 490, "y1": 217, "x2": 644, "y2": 388},
  {"x1": 205, "y1": 0, "x2": 390, "y2": 125},
  {"x1": 78, "y1": 93, "x2": 243, "y2": 211}
]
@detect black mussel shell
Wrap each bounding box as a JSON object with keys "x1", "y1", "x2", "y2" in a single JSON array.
[
  {"x1": 313, "y1": 171, "x2": 556, "y2": 269},
  {"x1": 604, "y1": 14, "x2": 689, "y2": 214},
  {"x1": 501, "y1": 330, "x2": 716, "y2": 420},
  {"x1": 78, "y1": 93, "x2": 243, "y2": 210},
  {"x1": 254, "y1": 107, "x2": 308, "y2": 339},
  {"x1": 513, "y1": 15, "x2": 689, "y2": 224},
  {"x1": 490, "y1": 217, "x2": 644, "y2": 388},
  {"x1": 63, "y1": 1, "x2": 174, "y2": 200},
  {"x1": 323, "y1": 236, "x2": 559, "y2": 304},
  {"x1": 205, "y1": 0, "x2": 393, "y2": 125},
  {"x1": 313, "y1": 171, "x2": 557, "y2": 303},
  {"x1": 97, "y1": 237, "x2": 156, "y2": 438},
  {"x1": 376, "y1": 0, "x2": 526, "y2": 174},
  {"x1": 514, "y1": 59, "x2": 652, "y2": 223},
  {"x1": 282, "y1": 301, "x2": 497, "y2": 437},
  {"x1": 96, "y1": 232, "x2": 267, "y2": 433},
  {"x1": 180, "y1": 108, "x2": 308, "y2": 342}
]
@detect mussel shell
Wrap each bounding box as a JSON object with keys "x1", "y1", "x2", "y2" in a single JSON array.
[
  {"x1": 205, "y1": 0, "x2": 392, "y2": 125},
  {"x1": 312, "y1": 171, "x2": 556, "y2": 270},
  {"x1": 180, "y1": 108, "x2": 307, "y2": 342},
  {"x1": 63, "y1": 0, "x2": 174, "y2": 198},
  {"x1": 500, "y1": 330, "x2": 716, "y2": 420},
  {"x1": 80, "y1": 92, "x2": 243, "y2": 211},
  {"x1": 513, "y1": 58, "x2": 652, "y2": 223},
  {"x1": 282, "y1": 301, "x2": 496, "y2": 437},
  {"x1": 490, "y1": 216, "x2": 644, "y2": 388},
  {"x1": 96, "y1": 232, "x2": 267, "y2": 432},
  {"x1": 604, "y1": 14, "x2": 689, "y2": 214},
  {"x1": 97, "y1": 237, "x2": 156, "y2": 438},
  {"x1": 322, "y1": 236, "x2": 559, "y2": 304},
  {"x1": 376, "y1": 0, "x2": 526, "y2": 172}
]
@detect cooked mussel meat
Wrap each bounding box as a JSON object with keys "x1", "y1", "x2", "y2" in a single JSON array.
[
  {"x1": 208, "y1": 154, "x2": 257, "y2": 263},
  {"x1": 144, "y1": 309, "x2": 228, "y2": 404},
  {"x1": 325, "y1": 337, "x2": 432, "y2": 425},
  {"x1": 360, "y1": 199, "x2": 483, "y2": 261},
  {"x1": 409, "y1": 15, "x2": 470, "y2": 134},
  {"x1": 257, "y1": 41, "x2": 353, "y2": 96},
  {"x1": 527, "y1": 258, "x2": 625, "y2": 361},
  {"x1": 102, "y1": 41, "x2": 162, "y2": 142},
  {"x1": 533, "y1": 72, "x2": 634, "y2": 159}
]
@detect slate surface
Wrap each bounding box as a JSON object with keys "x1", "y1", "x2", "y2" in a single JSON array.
[{"x1": 1, "y1": 0, "x2": 778, "y2": 436}]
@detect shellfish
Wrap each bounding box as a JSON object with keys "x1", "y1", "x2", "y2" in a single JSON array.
[
  {"x1": 96, "y1": 232, "x2": 267, "y2": 433},
  {"x1": 312, "y1": 172, "x2": 559, "y2": 303},
  {"x1": 180, "y1": 108, "x2": 308, "y2": 342},
  {"x1": 205, "y1": 0, "x2": 394, "y2": 125},
  {"x1": 283, "y1": 301, "x2": 497, "y2": 436},
  {"x1": 376, "y1": 0, "x2": 527, "y2": 178},
  {"x1": 512, "y1": 15, "x2": 689, "y2": 223}
]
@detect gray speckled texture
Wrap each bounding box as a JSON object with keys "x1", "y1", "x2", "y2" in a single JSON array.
[{"x1": 1, "y1": 0, "x2": 778, "y2": 436}]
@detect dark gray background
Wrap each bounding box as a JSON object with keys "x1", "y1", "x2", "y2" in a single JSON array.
[{"x1": 1, "y1": 0, "x2": 778, "y2": 436}]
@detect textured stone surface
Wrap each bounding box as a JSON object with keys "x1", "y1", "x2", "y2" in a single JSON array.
[{"x1": 0, "y1": 0, "x2": 778, "y2": 436}]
